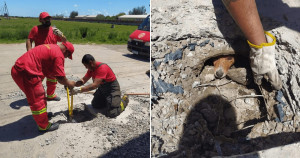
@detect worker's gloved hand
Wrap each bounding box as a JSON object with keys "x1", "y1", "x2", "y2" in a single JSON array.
[
  {"x1": 71, "y1": 87, "x2": 82, "y2": 95},
  {"x1": 248, "y1": 31, "x2": 282, "y2": 90},
  {"x1": 52, "y1": 27, "x2": 65, "y2": 38}
]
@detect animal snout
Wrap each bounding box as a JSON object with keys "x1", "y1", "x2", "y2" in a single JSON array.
[
  {"x1": 213, "y1": 55, "x2": 235, "y2": 79},
  {"x1": 215, "y1": 68, "x2": 225, "y2": 79}
]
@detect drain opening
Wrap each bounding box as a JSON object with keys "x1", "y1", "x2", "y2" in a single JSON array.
[{"x1": 66, "y1": 107, "x2": 96, "y2": 123}]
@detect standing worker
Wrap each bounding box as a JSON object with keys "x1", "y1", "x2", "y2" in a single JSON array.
[
  {"x1": 11, "y1": 42, "x2": 76, "y2": 132},
  {"x1": 26, "y1": 12, "x2": 67, "y2": 101},
  {"x1": 71, "y1": 54, "x2": 128, "y2": 118}
]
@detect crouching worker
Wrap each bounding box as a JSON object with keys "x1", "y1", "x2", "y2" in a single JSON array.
[
  {"x1": 71, "y1": 54, "x2": 128, "y2": 118},
  {"x1": 11, "y1": 42, "x2": 76, "y2": 132}
]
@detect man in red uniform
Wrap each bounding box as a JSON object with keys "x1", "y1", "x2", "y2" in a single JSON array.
[
  {"x1": 11, "y1": 42, "x2": 76, "y2": 132},
  {"x1": 26, "y1": 12, "x2": 66, "y2": 101},
  {"x1": 71, "y1": 54, "x2": 128, "y2": 118}
]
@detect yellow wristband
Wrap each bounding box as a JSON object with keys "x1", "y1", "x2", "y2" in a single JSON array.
[{"x1": 247, "y1": 31, "x2": 276, "y2": 49}]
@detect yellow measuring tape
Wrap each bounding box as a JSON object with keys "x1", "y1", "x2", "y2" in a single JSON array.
[{"x1": 66, "y1": 87, "x2": 73, "y2": 119}]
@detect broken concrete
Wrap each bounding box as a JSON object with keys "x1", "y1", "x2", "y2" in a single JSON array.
[
  {"x1": 227, "y1": 68, "x2": 251, "y2": 86},
  {"x1": 151, "y1": 0, "x2": 300, "y2": 157}
]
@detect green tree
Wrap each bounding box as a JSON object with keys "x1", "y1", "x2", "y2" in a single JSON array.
[
  {"x1": 105, "y1": 16, "x2": 113, "y2": 20},
  {"x1": 70, "y1": 11, "x2": 78, "y2": 19},
  {"x1": 96, "y1": 14, "x2": 105, "y2": 20},
  {"x1": 129, "y1": 6, "x2": 146, "y2": 15},
  {"x1": 116, "y1": 12, "x2": 126, "y2": 17}
]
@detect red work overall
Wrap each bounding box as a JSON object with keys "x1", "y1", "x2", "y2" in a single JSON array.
[{"x1": 11, "y1": 44, "x2": 65, "y2": 130}]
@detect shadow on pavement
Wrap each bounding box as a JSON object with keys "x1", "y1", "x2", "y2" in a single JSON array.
[
  {"x1": 123, "y1": 53, "x2": 150, "y2": 63},
  {"x1": 0, "y1": 107, "x2": 98, "y2": 142},
  {"x1": 164, "y1": 95, "x2": 300, "y2": 157},
  {"x1": 99, "y1": 131, "x2": 150, "y2": 158},
  {"x1": 9, "y1": 98, "x2": 28, "y2": 109},
  {"x1": 256, "y1": 0, "x2": 300, "y2": 33},
  {"x1": 0, "y1": 115, "x2": 40, "y2": 142}
]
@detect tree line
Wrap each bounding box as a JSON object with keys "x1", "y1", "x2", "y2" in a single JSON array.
[{"x1": 53, "y1": 6, "x2": 147, "y2": 19}]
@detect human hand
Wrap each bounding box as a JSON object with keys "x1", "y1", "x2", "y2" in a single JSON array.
[
  {"x1": 75, "y1": 79, "x2": 84, "y2": 87},
  {"x1": 248, "y1": 31, "x2": 282, "y2": 90},
  {"x1": 66, "y1": 80, "x2": 76, "y2": 90},
  {"x1": 71, "y1": 87, "x2": 82, "y2": 95},
  {"x1": 64, "y1": 85, "x2": 74, "y2": 95}
]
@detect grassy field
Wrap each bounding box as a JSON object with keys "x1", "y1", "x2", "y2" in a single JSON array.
[{"x1": 0, "y1": 17, "x2": 137, "y2": 44}]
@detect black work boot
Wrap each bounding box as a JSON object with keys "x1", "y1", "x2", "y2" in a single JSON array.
[
  {"x1": 39, "y1": 122, "x2": 59, "y2": 133},
  {"x1": 47, "y1": 112, "x2": 53, "y2": 119},
  {"x1": 47, "y1": 96, "x2": 61, "y2": 101}
]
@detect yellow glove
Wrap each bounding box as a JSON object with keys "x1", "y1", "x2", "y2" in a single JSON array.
[{"x1": 248, "y1": 31, "x2": 282, "y2": 90}]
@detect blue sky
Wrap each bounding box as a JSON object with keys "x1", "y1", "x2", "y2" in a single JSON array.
[{"x1": 1, "y1": 0, "x2": 150, "y2": 17}]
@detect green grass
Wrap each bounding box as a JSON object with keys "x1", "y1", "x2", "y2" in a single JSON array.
[{"x1": 0, "y1": 17, "x2": 137, "y2": 44}]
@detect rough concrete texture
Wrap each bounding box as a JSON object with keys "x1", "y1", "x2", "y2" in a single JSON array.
[
  {"x1": 0, "y1": 44, "x2": 150, "y2": 157},
  {"x1": 151, "y1": 0, "x2": 300, "y2": 157}
]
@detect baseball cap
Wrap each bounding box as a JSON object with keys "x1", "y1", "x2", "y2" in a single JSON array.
[
  {"x1": 39, "y1": 12, "x2": 51, "y2": 19},
  {"x1": 62, "y1": 42, "x2": 74, "y2": 60}
]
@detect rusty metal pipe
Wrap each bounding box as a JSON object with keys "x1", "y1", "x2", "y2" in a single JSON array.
[{"x1": 83, "y1": 91, "x2": 150, "y2": 96}]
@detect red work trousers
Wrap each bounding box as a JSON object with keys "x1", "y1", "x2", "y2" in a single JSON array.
[
  {"x1": 11, "y1": 66, "x2": 50, "y2": 130},
  {"x1": 45, "y1": 77, "x2": 57, "y2": 99}
]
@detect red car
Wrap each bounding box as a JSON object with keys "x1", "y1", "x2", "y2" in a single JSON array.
[{"x1": 127, "y1": 15, "x2": 150, "y2": 57}]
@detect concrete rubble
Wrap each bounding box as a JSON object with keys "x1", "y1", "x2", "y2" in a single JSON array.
[{"x1": 151, "y1": 0, "x2": 300, "y2": 157}]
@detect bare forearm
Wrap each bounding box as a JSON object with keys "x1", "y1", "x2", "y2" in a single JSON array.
[
  {"x1": 81, "y1": 83, "x2": 98, "y2": 92},
  {"x1": 57, "y1": 76, "x2": 75, "y2": 88},
  {"x1": 222, "y1": 0, "x2": 266, "y2": 45},
  {"x1": 26, "y1": 39, "x2": 32, "y2": 51}
]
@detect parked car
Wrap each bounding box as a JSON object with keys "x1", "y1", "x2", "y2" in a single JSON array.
[{"x1": 127, "y1": 15, "x2": 150, "y2": 57}]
